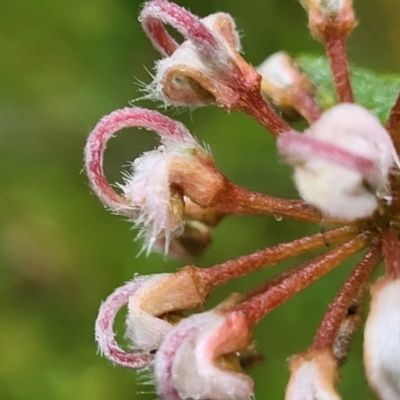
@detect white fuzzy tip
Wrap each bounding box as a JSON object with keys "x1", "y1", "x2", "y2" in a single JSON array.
[
  {"x1": 278, "y1": 103, "x2": 398, "y2": 221},
  {"x1": 285, "y1": 350, "x2": 341, "y2": 400},
  {"x1": 155, "y1": 311, "x2": 254, "y2": 400},
  {"x1": 364, "y1": 277, "x2": 400, "y2": 400}
]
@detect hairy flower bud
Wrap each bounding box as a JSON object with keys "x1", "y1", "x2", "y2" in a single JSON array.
[
  {"x1": 140, "y1": 1, "x2": 259, "y2": 109},
  {"x1": 364, "y1": 277, "x2": 400, "y2": 400},
  {"x1": 126, "y1": 270, "x2": 206, "y2": 352},
  {"x1": 299, "y1": 0, "x2": 356, "y2": 40},
  {"x1": 121, "y1": 144, "x2": 223, "y2": 253},
  {"x1": 300, "y1": 0, "x2": 351, "y2": 17},
  {"x1": 85, "y1": 107, "x2": 225, "y2": 254},
  {"x1": 258, "y1": 52, "x2": 314, "y2": 113},
  {"x1": 278, "y1": 103, "x2": 399, "y2": 220},
  {"x1": 154, "y1": 311, "x2": 254, "y2": 400},
  {"x1": 285, "y1": 350, "x2": 341, "y2": 400},
  {"x1": 95, "y1": 269, "x2": 207, "y2": 367}
]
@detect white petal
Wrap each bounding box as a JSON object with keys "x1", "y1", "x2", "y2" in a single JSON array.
[{"x1": 364, "y1": 278, "x2": 400, "y2": 400}]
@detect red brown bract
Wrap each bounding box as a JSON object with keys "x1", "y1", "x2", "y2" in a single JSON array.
[{"x1": 86, "y1": 1, "x2": 400, "y2": 399}]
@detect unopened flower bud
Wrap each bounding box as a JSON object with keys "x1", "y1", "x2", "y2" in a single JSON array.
[
  {"x1": 299, "y1": 0, "x2": 356, "y2": 40},
  {"x1": 364, "y1": 277, "x2": 400, "y2": 400},
  {"x1": 300, "y1": 0, "x2": 350, "y2": 17},
  {"x1": 126, "y1": 270, "x2": 206, "y2": 352},
  {"x1": 258, "y1": 52, "x2": 314, "y2": 114},
  {"x1": 278, "y1": 103, "x2": 399, "y2": 221},
  {"x1": 141, "y1": 1, "x2": 259, "y2": 109},
  {"x1": 121, "y1": 145, "x2": 223, "y2": 253},
  {"x1": 85, "y1": 107, "x2": 226, "y2": 254},
  {"x1": 155, "y1": 311, "x2": 254, "y2": 400},
  {"x1": 95, "y1": 269, "x2": 207, "y2": 367},
  {"x1": 285, "y1": 350, "x2": 341, "y2": 400}
]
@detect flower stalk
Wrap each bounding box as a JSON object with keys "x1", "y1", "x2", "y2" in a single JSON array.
[
  {"x1": 310, "y1": 243, "x2": 381, "y2": 353},
  {"x1": 224, "y1": 234, "x2": 368, "y2": 326}
]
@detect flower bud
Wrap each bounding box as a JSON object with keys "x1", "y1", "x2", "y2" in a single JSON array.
[
  {"x1": 278, "y1": 103, "x2": 399, "y2": 220},
  {"x1": 154, "y1": 311, "x2": 254, "y2": 400},
  {"x1": 121, "y1": 151, "x2": 185, "y2": 253},
  {"x1": 299, "y1": 0, "x2": 356, "y2": 40},
  {"x1": 285, "y1": 350, "x2": 341, "y2": 400},
  {"x1": 95, "y1": 270, "x2": 207, "y2": 367},
  {"x1": 85, "y1": 107, "x2": 225, "y2": 254},
  {"x1": 258, "y1": 52, "x2": 314, "y2": 114},
  {"x1": 121, "y1": 145, "x2": 224, "y2": 253},
  {"x1": 141, "y1": 1, "x2": 259, "y2": 109},
  {"x1": 300, "y1": 0, "x2": 351, "y2": 17},
  {"x1": 126, "y1": 270, "x2": 206, "y2": 352},
  {"x1": 364, "y1": 277, "x2": 400, "y2": 400}
]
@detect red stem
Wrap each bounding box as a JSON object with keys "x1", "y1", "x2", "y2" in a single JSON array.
[
  {"x1": 382, "y1": 225, "x2": 400, "y2": 279},
  {"x1": 199, "y1": 225, "x2": 359, "y2": 292},
  {"x1": 386, "y1": 93, "x2": 400, "y2": 155},
  {"x1": 229, "y1": 234, "x2": 368, "y2": 326},
  {"x1": 241, "y1": 91, "x2": 292, "y2": 136},
  {"x1": 291, "y1": 90, "x2": 322, "y2": 123},
  {"x1": 310, "y1": 243, "x2": 381, "y2": 351},
  {"x1": 324, "y1": 32, "x2": 354, "y2": 103},
  {"x1": 218, "y1": 182, "x2": 341, "y2": 224}
]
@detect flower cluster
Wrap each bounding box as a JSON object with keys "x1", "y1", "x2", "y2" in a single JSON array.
[{"x1": 85, "y1": 0, "x2": 400, "y2": 399}]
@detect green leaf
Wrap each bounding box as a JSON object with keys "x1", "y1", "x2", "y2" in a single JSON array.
[{"x1": 297, "y1": 54, "x2": 400, "y2": 122}]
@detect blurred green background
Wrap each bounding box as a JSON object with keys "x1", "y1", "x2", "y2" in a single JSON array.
[{"x1": 1, "y1": 0, "x2": 399, "y2": 399}]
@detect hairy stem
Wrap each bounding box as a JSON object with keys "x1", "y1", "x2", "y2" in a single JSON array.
[
  {"x1": 310, "y1": 243, "x2": 381, "y2": 352},
  {"x1": 229, "y1": 234, "x2": 369, "y2": 326},
  {"x1": 199, "y1": 225, "x2": 359, "y2": 292},
  {"x1": 382, "y1": 225, "x2": 400, "y2": 279},
  {"x1": 324, "y1": 32, "x2": 354, "y2": 103}
]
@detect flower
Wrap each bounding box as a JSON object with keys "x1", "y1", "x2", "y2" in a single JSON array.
[
  {"x1": 95, "y1": 268, "x2": 207, "y2": 366},
  {"x1": 139, "y1": 0, "x2": 258, "y2": 110},
  {"x1": 278, "y1": 103, "x2": 399, "y2": 220},
  {"x1": 299, "y1": 0, "x2": 356, "y2": 42},
  {"x1": 85, "y1": 107, "x2": 224, "y2": 253},
  {"x1": 86, "y1": 1, "x2": 400, "y2": 399},
  {"x1": 257, "y1": 52, "x2": 319, "y2": 122},
  {"x1": 364, "y1": 277, "x2": 400, "y2": 400},
  {"x1": 364, "y1": 227, "x2": 400, "y2": 400},
  {"x1": 154, "y1": 311, "x2": 253, "y2": 400},
  {"x1": 285, "y1": 350, "x2": 341, "y2": 400},
  {"x1": 139, "y1": 0, "x2": 291, "y2": 134}
]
